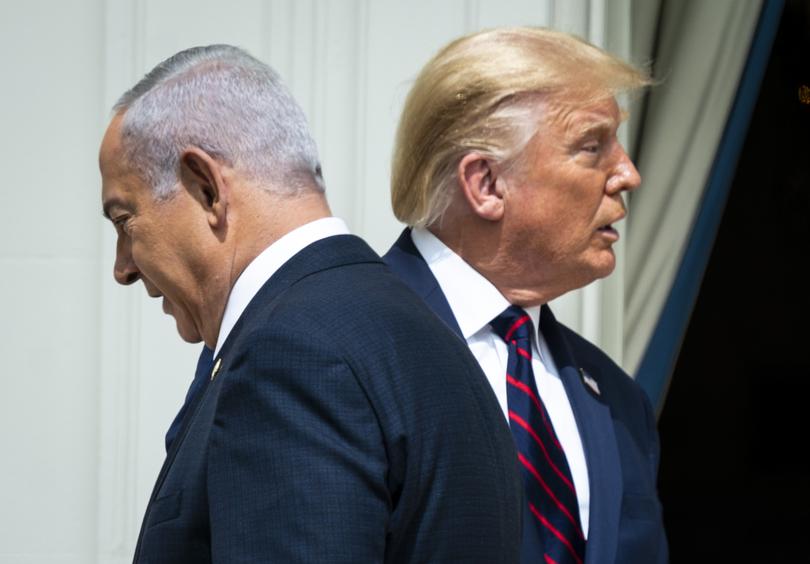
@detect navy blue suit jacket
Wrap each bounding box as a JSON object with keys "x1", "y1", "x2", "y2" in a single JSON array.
[
  {"x1": 134, "y1": 234, "x2": 522, "y2": 563},
  {"x1": 383, "y1": 229, "x2": 668, "y2": 564}
]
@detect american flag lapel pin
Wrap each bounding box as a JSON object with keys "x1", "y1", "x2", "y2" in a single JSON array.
[{"x1": 579, "y1": 367, "x2": 600, "y2": 396}]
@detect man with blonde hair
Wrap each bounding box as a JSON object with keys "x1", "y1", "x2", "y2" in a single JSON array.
[{"x1": 384, "y1": 28, "x2": 667, "y2": 563}]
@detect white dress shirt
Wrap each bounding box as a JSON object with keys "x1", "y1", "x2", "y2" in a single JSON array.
[
  {"x1": 411, "y1": 227, "x2": 591, "y2": 536},
  {"x1": 214, "y1": 217, "x2": 350, "y2": 356}
]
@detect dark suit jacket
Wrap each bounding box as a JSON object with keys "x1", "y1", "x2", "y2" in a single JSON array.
[
  {"x1": 133, "y1": 234, "x2": 522, "y2": 563},
  {"x1": 384, "y1": 229, "x2": 668, "y2": 564}
]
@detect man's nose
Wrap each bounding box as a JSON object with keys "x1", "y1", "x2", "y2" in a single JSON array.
[
  {"x1": 606, "y1": 145, "x2": 641, "y2": 195},
  {"x1": 113, "y1": 237, "x2": 140, "y2": 285}
]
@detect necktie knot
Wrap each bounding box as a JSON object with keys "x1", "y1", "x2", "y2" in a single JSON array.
[{"x1": 490, "y1": 305, "x2": 533, "y2": 345}]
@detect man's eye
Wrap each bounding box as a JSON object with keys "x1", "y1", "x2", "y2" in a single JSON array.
[
  {"x1": 112, "y1": 216, "x2": 130, "y2": 233},
  {"x1": 581, "y1": 142, "x2": 600, "y2": 154}
]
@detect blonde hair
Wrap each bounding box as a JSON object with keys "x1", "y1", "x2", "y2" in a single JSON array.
[{"x1": 391, "y1": 27, "x2": 652, "y2": 227}]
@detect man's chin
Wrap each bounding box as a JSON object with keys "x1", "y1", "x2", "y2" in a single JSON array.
[
  {"x1": 588, "y1": 249, "x2": 616, "y2": 280},
  {"x1": 163, "y1": 302, "x2": 204, "y2": 344},
  {"x1": 178, "y1": 332, "x2": 204, "y2": 344},
  {"x1": 174, "y1": 318, "x2": 204, "y2": 344}
]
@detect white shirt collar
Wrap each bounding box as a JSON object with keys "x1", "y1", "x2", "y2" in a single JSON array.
[
  {"x1": 411, "y1": 227, "x2": 541, "y2": 344},
  {"x1": 213, "y1": 217, "x2": 350, "y2": 356}
]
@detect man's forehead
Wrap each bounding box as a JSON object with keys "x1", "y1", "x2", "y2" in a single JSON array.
[
  {"x1": 99, "y1": 114, "x2": 126, "y2": 172},
  {"x1": 532, "y1": 98, "x2": 626, "y2": 147},
  {"x1": 100, "y1": 114, "x2": 142, "y2": 218},
  {"x1": 544, "y1": 96, "x2": 623, "y2": 134}
]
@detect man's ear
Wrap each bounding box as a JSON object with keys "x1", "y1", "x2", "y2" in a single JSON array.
[
  {"x1": 457, "y1": 152, "x2": 505, "y2": 221},
  {"x1": 179, "y1": 147, "x2": 229, "y2": 230}
]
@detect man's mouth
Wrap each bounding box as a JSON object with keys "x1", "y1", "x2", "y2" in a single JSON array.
[
  {"x1": 596, "y1": 223, "x2": 620, "y2": 240},
  {"x1": 597, "y1": 211, "x2": 625, "y2": 236}
]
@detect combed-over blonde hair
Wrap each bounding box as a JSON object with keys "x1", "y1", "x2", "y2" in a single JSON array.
[{"x1": 391, "y1": 27, "x2": 652, "y2": 228}]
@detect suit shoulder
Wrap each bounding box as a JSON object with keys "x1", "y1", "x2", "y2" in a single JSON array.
[
  {"x1": 229, "y1": 253, "x2": 523, "y2": 561},
  {"x1": 240, "y1": 258, "x2": 489, "y2": 409},
  {"x1": 282, "y1": 260, "x2": 455, "y2": 342}
]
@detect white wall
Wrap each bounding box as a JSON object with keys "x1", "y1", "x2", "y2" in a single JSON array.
[
  {"x1": 0, "y1": 1, "x2": 636, "y2": 562},
  {"x1": 0, "y1": 0, "x2": 104, "y2": 562}
]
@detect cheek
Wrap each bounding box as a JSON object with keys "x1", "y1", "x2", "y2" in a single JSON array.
[
  {"x1": 531, "y1": 205, "x2": 599, "y2": 260},
  {"x1": 534, "y1": 180, "x2": 599, "y2": 225},
  {"x1": 558, "y1": 186, "x2": 608, "y2": 241},
  {"x1": 534, "y1": 201, "x2": 590, "y2": 244}
]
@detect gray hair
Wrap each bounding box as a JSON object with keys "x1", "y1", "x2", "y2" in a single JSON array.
[{"x1": 114, "y1": 44, "x2": 324, "y2": 197}]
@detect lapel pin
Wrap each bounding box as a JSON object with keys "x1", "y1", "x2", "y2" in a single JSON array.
[
  {"x1": 211, "y1": 358, "x2": 222, "y2": 381},
  {"x1": 579, "y1": 367, "x2": 600, "y2": 396}
]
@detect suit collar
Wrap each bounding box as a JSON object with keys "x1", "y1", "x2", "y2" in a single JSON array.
[
  {"x1": 384, "y1": 229, "x2": 463, "y2": 336},
  {"x1": 215, "y1": 217, "x2": 350, "y2": 356},
  {"x1": 410, "y1": 227, "x2": 540, "y2": 342},
  {"x1": 217, "y1": 234, "x2": 381, "y2": 360}
]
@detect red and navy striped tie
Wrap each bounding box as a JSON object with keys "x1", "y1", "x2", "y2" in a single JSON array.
[{"x1": 491, "y1": 306, "x2": 586, "y2": 564}]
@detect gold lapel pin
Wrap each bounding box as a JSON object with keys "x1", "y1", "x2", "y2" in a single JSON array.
[{"x1": 211, "y1": 358, "x2": 222, "y2": 381}]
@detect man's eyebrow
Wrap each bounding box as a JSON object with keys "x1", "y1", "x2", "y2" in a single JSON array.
[
  {"x1": 570, "y1": 119, "x2": 614, "y2": 140},
  {"x1": 570, "y1": 112, "x2": 626, "y2": 140}
]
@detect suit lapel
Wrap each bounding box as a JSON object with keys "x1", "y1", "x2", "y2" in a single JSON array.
[
  {"x1": 539, "y1": 305, "x2": 622, "y2": 564},
  {"x1": 133, "y1": 351, "x2": 218, "y2": 560},
  {"x1": 383, "y1": 229, "x2": 463, "y2": 336}
]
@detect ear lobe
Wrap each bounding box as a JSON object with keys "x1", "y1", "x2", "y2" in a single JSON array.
[
  {"x1": 179, "y1": 148, "x2": 228, "y2": 229},
  {"x1": 457, "y1": 152, "x2": 504, "y2": 221}
]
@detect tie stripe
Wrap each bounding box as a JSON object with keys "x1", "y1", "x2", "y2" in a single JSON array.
[
  {"x1": 504, "y1": 314, "x2": 532, "y2": 341},
  {"x1": 517, "y1": 453, "x2": 585, "y2": 538},
  {"x1": 506, "y1": 375, "x2": 562, "y2": 450},
  {"x1": 491, "y1": 305, "x2": 585, "y2": 563},
  {"x1": 530, "y1": 503, "x2": 585, "y2": 564},
  {"x1": 509, "y1": 410, "x2": 576, "y2": 492}
]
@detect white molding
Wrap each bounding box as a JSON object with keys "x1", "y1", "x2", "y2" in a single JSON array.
[
  {"x1": 589, "y1": 0, "x2": 607, "y2": 47},
  {"x1": 261, "y1": 0, "x2": 293, "y2": 76},
  {"x1": 319, "y1": 0, "x2": 364, "y2": 229},
  {"x1": 553, "y1": 0, "x2": 589, "y2": 36},
  {"x1": 464, "y1": 0, "x2": 481, "y2": 31},
  {"x1": 351, "y1": 0, "x2": 370, "y2": 235},
  {"x1": 96, "y1": 0, "x2": 146, "y2": 561},
  {"x1": 311, "y1": 2, "x2": 328, "y2": 149}
]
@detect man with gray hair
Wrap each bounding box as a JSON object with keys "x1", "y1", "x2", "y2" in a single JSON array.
[
  {"x1": 100, "y1": 44, "x2": 522, "y2": 563},
  {"x1": 384, "y1": 28, "x2": 668, "y2": 563}
]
